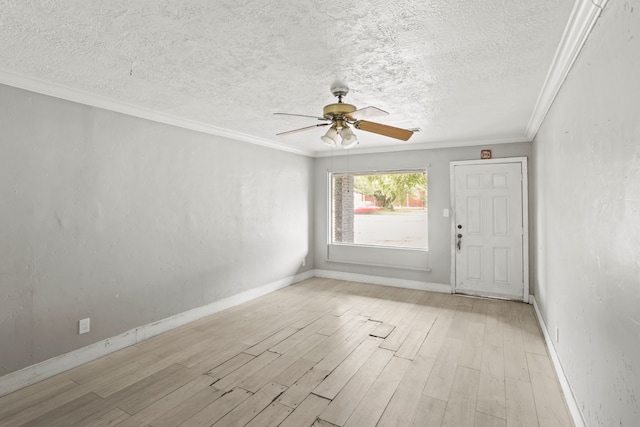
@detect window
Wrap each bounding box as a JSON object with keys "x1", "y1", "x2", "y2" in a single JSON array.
[{"x1": 331, "y1": 170, "x2": 428, "y2": 249}]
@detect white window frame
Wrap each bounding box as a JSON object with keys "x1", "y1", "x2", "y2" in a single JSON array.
[{"x1": 326, "y1": 168, "x2": 430, "y2": 272}]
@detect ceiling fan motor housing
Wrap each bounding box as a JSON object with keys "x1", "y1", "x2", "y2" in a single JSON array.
[{"x1": 323, "y1": 103, "x2": 356, "y2": 120}]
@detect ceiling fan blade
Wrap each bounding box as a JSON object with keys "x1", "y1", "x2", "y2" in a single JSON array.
[
  {"x1": 347, "y1": 106, "x2": 389, "y2": 120},
  {"x1": 353, "y1": 120, "x2": 414, "y2": 141},
  {"x1": 274, "y1": 112, "x2": 328, "y2": 121},
  {"x1": 277, "y1": 123, "x2": 331, "y2": 136}
]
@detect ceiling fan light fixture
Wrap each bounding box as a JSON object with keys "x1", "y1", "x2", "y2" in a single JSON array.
[
  {"x1": 321, "y1": 126, "x2": 339, "y2": 146},
  {"x1": 340, "y1": 126, "x2": 358, "y2": 149}
]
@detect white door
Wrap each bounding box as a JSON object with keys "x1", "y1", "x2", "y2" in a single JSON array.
[{"x1": 452, "y1": 160, "x2": 527, "y2": 301}]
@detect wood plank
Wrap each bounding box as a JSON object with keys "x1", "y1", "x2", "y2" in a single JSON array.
[
  {"x1": 212, "y1": 382, "x2": 287, "y2": 427},
  {"x1": 474, "y1": 411, "x2": 507, "y2": 427},
  {"x1": 244, "y1": 327, "x2": 299, "y2": 356},
  {"x1": 271, "y1": 358, "x2": 316, "y2": 387},
  {"x1": 283, "y1": 333, "x2": 328, "y2": 358},
  {"x1": 212, "y1": 350, "x2": 280, "y2": 391},
  {"x1": 65, "y1": 352, "x2": 161, "y2": 399},
  {"x1": 369, "y1": 322, "x2": 395, "y2": 339},
  {"x1": 423, "y1": 337, "x2": 463, "y2": 401},
  {"x1": 21, "y1": 392, "x2": 108, "y2": 427},
  {"x1": 0, "y1": 381, "x2": 98, "y2": 427},
  {"x1": 502, "y1": 305, "x2": 530, "y2": 382},
  {"x1": 92, "y1": 354, "x2": 171, "y2": 398},
  {"x1": 179, "y1": 387, "x2": 252, "y2": 427},
  {"x1": 83, "y1": 408, "x2": 130, "y2": 426},
  {"x1": 0, "y1": 379, "x2": 78, "y2": 420},
  {"x1": 459, "y1": 321, "x2": 486, "y2": 370},
  {"x1": 66, "y1": 345, "x2": 143, "y2": 384},
  {"x1": 312, "y1": 418, "x2": 341, "y2": 427},
  {"x1": 446, "y1": 305, "x2": 472, "y2": 340},
  {"x1": 379, "y1": 324, "x2": 413, "y2": 352},
  {"x1": 317, "y1": 312, "x2": 359, "y2": 336},
  {"x1": 476, "y1": 344, "x2": 506, "y2": 419},
  {"x1": 279, "y1": 394, "x2": 331, "y2": 427},
  {"x1": 239, "y1": 354, "x2": 299, "y2": 393},
  {"x1": 395, "y1": 319, "x2": 435, "y2": 360},
  {"x1": 418, "y1": 315, "x2": 453, "y2": 359},
  {"x1": 287, "y1": 310, "x2": 327, "y2": 331},
  {"x1": 114, "y1": 375, "x2": 213, "y2": 427},
  {"x1": 343, "y1": 356, "x2": 411, "y2": 427},
  {"x1": 170, "y1": 335, "x2": 239, "y2": 368},
  {"x1": 206, "y1": 352, "x2": 256, "y2": 381},
  {"x1": 410, "y1": 395, "x2": 447, "y2": 426},
  {"x1": 188, "y1": 342, "x2": 250, "y2": 372},
  {"x1": 107, "y1": 363, "x2": 197, "y2": 415},
  {"x1": 319, "y1": 348, "x2": 394, "y2": 426},
  {"x1": 277, "y1": 366, "x2": 327, "y2": 409},
  {"x1": 505, "y1": 377, "x2": 539, "y2": 427},
  {"x1": 239, "y1": 313, "x2": 301, "y2": 347},
  {"x1": 269, "y1": 317, "x2": 330, "y2": 354},
  {"x1": 483, "y1": 300, "x2": 505, "y2": 348},
  {"x1": 149, "y1": 386, "x2": 226, "y2": 427},
  {"x1": 377, "y1": 355, "x2": 436, "y2": 427},
  {"x1": 526, "y1": 352, "x2": 573, "y2": 427},
  {"x1": 138, "y1": 327, "x2": 205, "y2": 357},
  {"x1": 244, "y1": 402, "x2": 293, "y2": 427},
  {"x1": 303, "y1": 318, "x2": 374, "y2": 364},
  {"x1": 518, "y1": 305, "x2": 547, "y2": 355},
  {"x1": 441, "y1": 366, "x2": 481, "y2": 427},
  {"x1": 312, "y1": 337, "x2": 381, "y2": 400}
]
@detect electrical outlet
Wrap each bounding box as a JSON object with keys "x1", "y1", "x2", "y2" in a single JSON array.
[
  {"x1": 302, "y1": 257, "x2": 306, "y2": 267},
  {"x1": 79, "y1": 318, "x2": 91, "y2": 335},
  {"x1": 555, "y1": 326, "x2": 559, "y2": 343},
  {"x1": 443, "y1": 208, "x2": 450, "y2": 217}
]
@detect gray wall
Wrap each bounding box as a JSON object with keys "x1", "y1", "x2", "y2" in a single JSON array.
[
  {"x1": 531, "y1": 2, "x2": 640, "y2": 425},
  {"x1": 0, "y1": 84, "x2": 314, "y2": 375},
  {"x1": 313, "y1": 142, "x2": 532, "y2": 286}
]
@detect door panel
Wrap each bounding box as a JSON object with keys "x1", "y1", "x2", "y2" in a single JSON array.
[{"x1": 454, "y1": 162, "x2": 524, "y2": 300}]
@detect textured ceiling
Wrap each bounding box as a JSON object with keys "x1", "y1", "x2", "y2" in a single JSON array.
[{"x1": 0, "y1": 0, "x2": 575, "y2": 156}]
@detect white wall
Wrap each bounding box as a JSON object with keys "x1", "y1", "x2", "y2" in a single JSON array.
[
  {"x1": 0, "y1": 84, "x2": 314, "y2": 375},
  {"x1": 313, "y1": 142, "x2": 532, "y2": 287},
  {"x1": 532, "y1": 1, "x2": 640, "y2": 425}
]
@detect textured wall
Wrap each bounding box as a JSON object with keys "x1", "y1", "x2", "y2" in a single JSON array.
[
  {"x1": 314, "y1": 142, "x2": 532, "y2": 286},
  {"x1": 0, "y1": 84, "x2": 314, "y2": 374},
  {"x1": 532, "y1": 1, "x2": 640, "y2": 425}
]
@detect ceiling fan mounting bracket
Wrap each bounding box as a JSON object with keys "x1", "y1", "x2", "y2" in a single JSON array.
[{"x1": 330, "y1": 85, "x2": 349, "y2": 100}]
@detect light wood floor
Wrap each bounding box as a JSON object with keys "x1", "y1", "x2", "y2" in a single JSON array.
[{"x1": 0, "y1": 278, "x2": 573, "y2": 427}]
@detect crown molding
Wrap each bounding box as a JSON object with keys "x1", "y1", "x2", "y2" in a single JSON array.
[
  {"x1": 0, "y1": 70, "x2": 531, "y2": 158},
  {"x1": 526, "y1": 0, "x2": 608, "y2": 140},
  {"x1": 0, "y1": 69, "x2": 315, "y2": 158},
  {"x1": 312, "y1": 135, "x2": 532, "y2": 158}
]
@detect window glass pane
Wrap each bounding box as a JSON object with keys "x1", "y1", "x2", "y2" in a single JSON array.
[{"x1": 331, "y1": 170, "x2": 428, "y2": 249}]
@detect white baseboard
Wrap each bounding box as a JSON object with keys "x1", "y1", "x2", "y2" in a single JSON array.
[
  {"x1": 0, "y1": 270, "x2": 314, "y2": 397},
  {"x1": 530, "y1": 295, "x2": 585, "y2": 427},
  {"x1": 313, "y1": 269, "x2": 451, "y2": 294}
]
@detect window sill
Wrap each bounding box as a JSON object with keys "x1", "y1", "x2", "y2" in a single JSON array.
[
  {"x1": 326, "y1": 244, "x2": 430, "y2": 272},
  {"x1": 325, "y1": 258, "x2": 432, "y2": 272}
]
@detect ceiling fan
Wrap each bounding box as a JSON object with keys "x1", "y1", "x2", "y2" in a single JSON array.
[{"x1": 274, "y1": 84, "x2": 414, "y2": 149}]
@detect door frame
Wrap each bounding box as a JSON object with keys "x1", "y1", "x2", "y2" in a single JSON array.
[{"x1": 449, "y1": 157, "x2": 529, "y2": 302}]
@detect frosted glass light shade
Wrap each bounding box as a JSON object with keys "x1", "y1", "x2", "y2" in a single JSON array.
[
  {"x1": 340, "y1": 126, "x2": 358, "y2": 149},
  {"x1": 321, "y1": 126, "x2": 339, "y2": 146}
]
